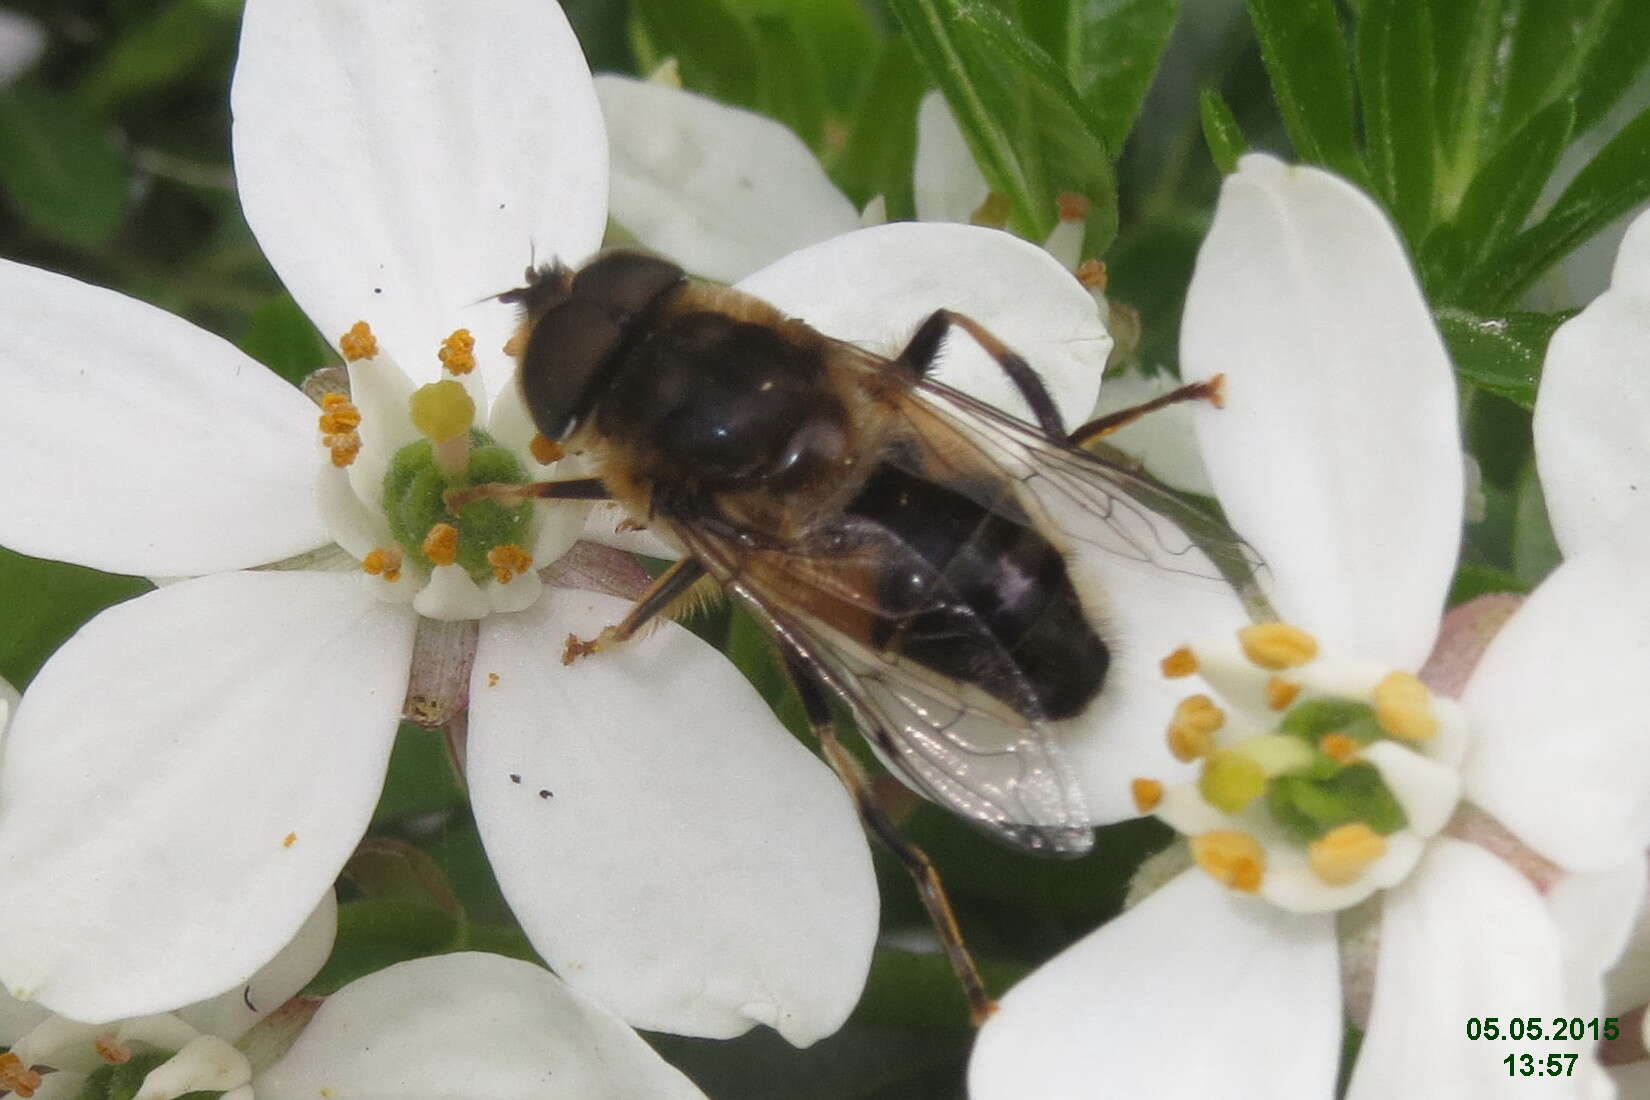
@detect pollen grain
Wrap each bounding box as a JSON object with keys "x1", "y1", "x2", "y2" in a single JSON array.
[
  {"x1": 422, "y1": 523, "x2": 460, "y2": 567},
  {"x1": 1130, "y1": 778, "x2": 1163, "y2": 813},
  {"x1": 487, "y1": 544, "x2": 534, "y2": 584},
  {"x1": 1161, "y1": 646, "x2": 1198, "y2": 678},
  {"x1": 1191, "y1": 830, "x2": 1265, "y2": 893}
]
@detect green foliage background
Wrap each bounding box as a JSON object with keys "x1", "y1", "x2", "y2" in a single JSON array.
[{"x1": 1, "y1": 0, "x2": 1647, "y2": 1095}]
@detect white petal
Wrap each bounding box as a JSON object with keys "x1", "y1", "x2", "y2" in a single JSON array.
[
  {"x1": 1364, "y1": 742, "x2": 1461, "y2": 836},
  {"x1": 737, "y1": 222, "x2": 1109, "y2": 427},
  {"x1": 315, "y1": 464, "x2": 387, "y2": 560},
  {"x1": 1533, "y1": 209, "x2": 1650, "y2": 557},
  {"x1": 1463, "y1": 506, "x2": 1650, "y2": 870},
  {"x1": 1087, "y1": 371, "x2": 1216, "y2": 495},
  {"x1": 232, "y1": 0, "x2": 607, "y2": 395},
  {"x1": 1546, "y1": 860, "x2": 1648, "y2": 1015},
  {"x1": 579, "y1": 504, "x2": 683, "y2": 559},
  {"x1": 413, "y1": 562, "x2": 492, "y2": 621},
  {"x1": 970, "y1": 869, "x2": 1340, "y2": 1099},
  {"x1": 0, "y1": 10, "x2": 45, "y2": 85},
  {"x1": 1259, "y1": 829, "x2": 1425, "y2": 913},
  {"x1": 1347, "y1": 838, "x2": 1590, "y2": 1100},
  {"x1": 913, "y1": 90, "x2": 989, "y2": 224},
  {"x1": 175, "y1": 889, "x2": 338, "y2": 1043},
  {"x1": 0, "y1": 259, "x2": 326, "y2": 574},
  {"x1": 468, "y1": 591, "x2": 877, "y2": 1044},
  {"x1": 596, "y1": 75, "x2": 859, "y2": 282},
  {"x1": 0, "y1": 571, "x2": 413, "y2": 1022},
  {"x1": 134, "y1": 1035, "x2": 251, "y2": 1100},
  {"x1": 254, "y1": 953, "x2": 705, "y2": 1099},
  {"x1": 1181, "y1": 155, "x2": 1461, "y2": 667}
]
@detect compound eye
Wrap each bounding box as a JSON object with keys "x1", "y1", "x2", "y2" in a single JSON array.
[
  {"x1": 571, "y1": 251, "x2": 684, "y2": 317},
  {"x1": 517, "y1": 298, "x2": 623, "y2": 440}
]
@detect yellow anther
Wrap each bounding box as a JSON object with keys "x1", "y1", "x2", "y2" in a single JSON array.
[
  {"x1": 94, "y1": 1035, "x2": 131, "y2": 1064},
  {"x1": 325, "y1": 432, "x2": 362, "y2": 468},
  {"x1": 317, "y1": 400, "x2": 362, "y2": 435},
  {"x1": 1265, "y1": 676, "x2": 1301, "y2": 711},
  {"x1": 422, "y1": 523, "x2": 460, "y2": 567},
  {"x1": 283, "y1": 831, "x2": 298, "y2": 848},
  {"x1": 439, "y1": 328, "x2": 477, "y2": 376},
  {"x1": 0, "y1": 1051, "x2": 43, "y2": 1096},
  {"x1": 1319, "y1": 732, "x2": 1362, "y2": 764},
  {"x1": 361, "y1": 546, "x2": 403, "y2": 583},
  {"x1": 487, "y1": 544, "x2": 534, "y2": 584},
  {"x1": 1075, "y1": 258, "x2": 1108, "y2": 291},
  {"x1": 1056, "y1": 192, "x2": 1090, "y2": 222},
  {"x1": 1373, "y1": 670, "x2": 1437, "y2": 741},
  {"x1": 321, "y1": 392, "x2": 350, "y2": 409},
  {"x1": 530, "y1": 434, "x2": 565, "y2": 465},
  {"x1": 1238, "y1": 622, "x2": 1319, "y2": 670},
  {"x1": 1191, "y1": 830, "x2": 1265, "y2": 893},
  {"x1": 1161, "y1": 646, "x2": 1198, "y2": 678},
  {"x1": 339, "y1": 321, "x2": 379, "y2": 362},
  {"x1": 409, "y1": 379, "x2": 476, "y2": 443},
  {"x1": 1199, "y1": 750, "x2": 1266, "y2": 813},
  {"x1": 1131, "y1": 777, "x2": 1163, "y2": 813},
  {"x1": 1308, "y1": 823, "x2": 1387, "y2": 886},
  {"x1": 1167, "y1": 694, "x2": 1224, "y2": 761}
]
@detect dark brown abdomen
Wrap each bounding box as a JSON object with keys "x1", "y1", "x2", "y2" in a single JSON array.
[{"x1": 846, "y1": 463, "x2": 1108, "y2": 721}]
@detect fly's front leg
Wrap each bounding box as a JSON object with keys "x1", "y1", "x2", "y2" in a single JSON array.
[
  {"x1": 561, "y1": 557, "x2": 708, "y2": 664},
  {"x1": 444, "y1": 477, "x2": 612, "y2": 512},
  {"x1": 779, "y1": 646, "x2": 997, "y2": 1026},
  {"x1": 1068, "y1": 374, "x2": 1226, "y2": 449}
]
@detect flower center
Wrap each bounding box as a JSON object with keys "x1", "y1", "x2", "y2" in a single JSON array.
[
  {"x1": 318, "y1": 322, "x2": 562, "y2": 621},
  {"x1": 1135, "y1": 623, "x2": 1467, "y2": 912}
]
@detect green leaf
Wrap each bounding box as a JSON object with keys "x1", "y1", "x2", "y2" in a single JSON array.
[
  {"x1": 1465, "y1": 107, "x2": 1650, "y2": 307},
  {"x1": 0, "y1": 547, "x2": 151, "y2": 689},
  {"x1": 76, "y1": 0, "x2": 240, "y2": 115},
  {"x1": 1198, "y1": 88, "x2": 1247, "y2": 176},
  {"x1": 1568, "y1": 0, "x2": 1650, "y2": 135},
  {"x1": 1493, "y1": 0, "x2": 1632, "y2": 150},
  {"x1": 751, "y1": 14, "x2": 830, "y2": 148},
  {"x1": 561, "y1": 0, "x2": 640, "y2": 73},
  {"x1": 305, "y1": 898, "x2": 458, "y2": 994},
  {"x1": 1512, "y1": 460, "x2": 1562, "y2": 588},
  {"x1": 630, "y1": 0, "x2": 763, "y2": 109},
  {"x1": 370, "y1": 723, "x2": 467, "y2": 826},
  {"x1": 1022, "y1": 0, "x2": 1181, "y2": 153},
  {"x1": 0, "y1": 80, "x2": 128, "y2": 248},
  {"x1": 1428, "y1": 97, "x2": 1573, "y2": 290},
  {"x1": 1435, "y1": 307, "x2": 1570, "y2": 409},
  {"x1": 729, "y1": 0, "x2": 881, "y2": 113},
  {"x1": 239, "y1": 293, "x2": 336, "y2": 387},
  {"x1": 827, "y1": 35, "x2": 928, "y2": 219},
  {"x1": 889, "y1": 0, "x2": 1118, "y2": 250},
  {"x1": 1243, "y1": 0, "x2": 1364, "y2": 183},
  {"x1": 1356, "y1": 0, "x2": 1435, "y2": 241}
]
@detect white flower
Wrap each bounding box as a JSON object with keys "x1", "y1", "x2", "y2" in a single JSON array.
[
  {"x1": 0, "y1": 0, "x2": 876, "y2": 1048},
  {"x1": 1534, "y1": 206, "x2": 1650, "y2": 558},
  {"x1": 0, "y1": 880, "x2": 335, "y2": 1100},
  {"x1": 970, "y1": 155, "x2": 1650, "y2": 1098}
]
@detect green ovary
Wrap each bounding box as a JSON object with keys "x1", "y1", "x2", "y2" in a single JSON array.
[{"x1": 382, "y1": 429, "x2": 531, "y2": 581}]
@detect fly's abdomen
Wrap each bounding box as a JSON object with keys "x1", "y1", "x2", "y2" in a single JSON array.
[{"x1": 846, "y1": 463, "x2": 1109, "y2": 721}]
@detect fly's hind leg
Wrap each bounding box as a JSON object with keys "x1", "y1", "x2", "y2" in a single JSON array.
[
  {"x1": 1067, "y1": 374, "x2": 1226, "y2": 449},
  {"x1": 894, "y1": 309, "x2": 1068, "y2": 441},
  {"x1": 561, "y1": 557, "x2": 708, "y2": 664},
  {"x1": 779, "y1": 646, "x2": 996, "y2": 1026}
]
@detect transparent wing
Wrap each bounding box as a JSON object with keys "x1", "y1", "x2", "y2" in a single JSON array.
[
  {"x1": 668, "y1": 517, "x2": 1095, "y2": 857},
  {"x1": 891, "y1": 371, "x2": 1270, "y2": 616}
]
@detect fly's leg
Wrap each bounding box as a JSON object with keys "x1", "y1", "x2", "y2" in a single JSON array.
[
  {"x1": 893, "y1": 309, "x2": 1067, "y2": 441},
  {"x1": 1067, "y1": 374, "x2": 1226, "y2": 448},
  {"x1": 780, "y1": 646, "x2": 997, "y2": 1026},
  {"x1": 561, "y1": 557, "x2": 708, "y2": 664},
  {"x1": 444, "y1": 477, "x2": 612, "y2": 512}
]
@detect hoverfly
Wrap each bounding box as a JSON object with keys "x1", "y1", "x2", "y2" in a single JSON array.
[{"x1": 456, "y1": 248, "x2": 1260, "y2": 1021}]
